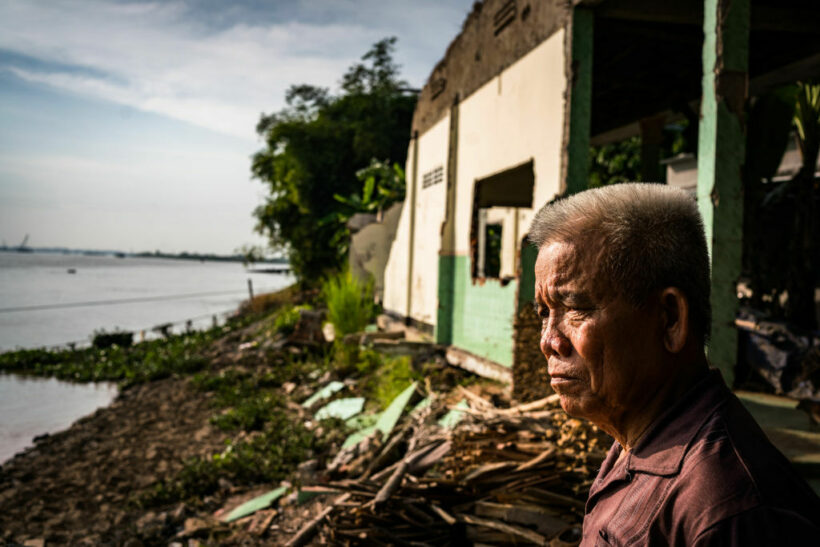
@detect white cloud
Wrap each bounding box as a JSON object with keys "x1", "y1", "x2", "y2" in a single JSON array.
[
  {"x1": 0, "y1": 2, "x2": 376, "y2": 138},
  {"x1": 0, "y1": 0, "x2": 472, "y2": 139},
  {"x1": 0, "y1": 0, "x2": 474, "y2": 253}
]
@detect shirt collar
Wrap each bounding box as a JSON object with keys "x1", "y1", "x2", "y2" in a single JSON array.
[{"x1": 625, "y1": 369, "x2": 729, "y2": 477}]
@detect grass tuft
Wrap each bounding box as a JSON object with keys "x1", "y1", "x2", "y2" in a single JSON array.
[{"x1": 321, "y1": 269, "x2": 374, "y2": 336}]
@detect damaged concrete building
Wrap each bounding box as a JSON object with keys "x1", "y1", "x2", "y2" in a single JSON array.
[{"x1": 367, "y1": 0, "x2": 820, "y2": 400}]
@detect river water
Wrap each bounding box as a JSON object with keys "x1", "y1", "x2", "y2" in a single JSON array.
[
  {"x1": 0, "y1": 251, "x2": 293, "y2": 464},
  {"x1": 0, "y1": 252, "x2": 292, "y2": 350},
  {"x1": 0, "y1": 373, "x2": 118, "y2": 464}
]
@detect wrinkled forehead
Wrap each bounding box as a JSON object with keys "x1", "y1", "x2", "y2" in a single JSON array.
[{"x1": 534, "y1": 236, "x2": 612, "y2": 298}]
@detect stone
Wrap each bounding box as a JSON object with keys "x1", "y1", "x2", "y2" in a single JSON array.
[
  {"x1": 179, "y1": 517, "x2": 211, "y2": 538},
  {"x1": 135, "y1": 511, "x2": 167, "y2": 539},
  {"x1": 288, "y1": 310, "x2": 327, "y2": 347}
]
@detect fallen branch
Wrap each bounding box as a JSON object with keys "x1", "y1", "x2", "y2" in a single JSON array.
[
  {"x1": 458, "y1": 513, "x2": 548, "y2": 545},
  {"x1": 285, "y1": 493, "x2": 350, "y2": 547}
]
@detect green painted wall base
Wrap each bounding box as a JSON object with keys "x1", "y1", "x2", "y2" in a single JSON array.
[
  {"x1": 435, "y1": 255, "x2": 517, "y2": 367},
  {"x1": 436, "y1": 255, "x2": 455, "y2": 345}
]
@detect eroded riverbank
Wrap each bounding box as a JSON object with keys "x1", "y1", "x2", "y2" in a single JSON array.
[
  {"x1": 0, "y1": 373, "x2": 118, "y2": 464},
  {"x1": 0, "y1": 376, "x2": 228, "y2": 544}
]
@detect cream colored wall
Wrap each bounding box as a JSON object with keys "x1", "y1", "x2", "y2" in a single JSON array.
[
  {"x1": 382, "y1": 139, "x2": 415, "y2": 316},
  {"x1": 410, "y1": 114, "x2": 450, "y2": 326},
  {"x1": 384, "y1": 30, "x2": 567, "y2": 321},
  {"x1": 455, "y1": 30, "x2": 567, "y2": 254}
]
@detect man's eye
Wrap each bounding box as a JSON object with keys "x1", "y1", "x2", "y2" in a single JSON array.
[{"x1": 533, "y1": 302, "x2": 549, "y2": 319}]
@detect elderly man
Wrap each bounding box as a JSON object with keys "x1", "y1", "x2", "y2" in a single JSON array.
[{"x1": 530, "y1": 183, "x2": 820, "y2": 545}]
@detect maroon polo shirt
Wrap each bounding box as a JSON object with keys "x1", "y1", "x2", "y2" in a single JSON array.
[{"x1": 582, "y1": 369, "x2": 820, "y2": 546}]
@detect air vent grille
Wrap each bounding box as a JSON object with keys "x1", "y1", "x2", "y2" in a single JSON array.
[
  {"x1": 494, "y1": 0, "x2": 517, "y2": 36},
  {"x1": 422, "y1": 166, "x2": 444, "y2": 189}
]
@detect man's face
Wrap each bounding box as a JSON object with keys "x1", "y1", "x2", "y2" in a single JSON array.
[{"x1": 534, "y1": 238, "x2": 664, "y2": 429}]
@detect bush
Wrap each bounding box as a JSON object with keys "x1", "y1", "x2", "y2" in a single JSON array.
[
  {"x1": 273, "y1": 304, "x2": 311, "y2": 336},
  {"x1": 357, "y1": 352, "x2": 419, "y2": 410},
  {"x1": 321, "y1": 269, "x2": 374, "y2": 336},
  {"x1": 138, "y1": 416, "x2": 318, "y2": 507},
  {"x1": 91, "y1": 329, "x2": 133, "y2": 349},
  {"x1": 0, "y1": 326, "x2": 227, "y2": 386}
]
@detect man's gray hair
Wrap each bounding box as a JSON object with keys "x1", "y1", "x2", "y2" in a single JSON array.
[{"x1": 529, "y1": 183, "x2": 711, "y2": 343}]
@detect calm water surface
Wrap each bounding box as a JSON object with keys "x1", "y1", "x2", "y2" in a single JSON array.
[
  {"x1": 0, "y1": 252, "x2": 293, "y2": 463},
  {"x1": 0, "y1": 252, "x2": 293, "y2": 350},
  {"x1": 0, "y1": 373, "x2": 118, "y2": 464}
]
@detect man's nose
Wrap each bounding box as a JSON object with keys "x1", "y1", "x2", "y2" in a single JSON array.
[{"x1": 540, "y1": 317, "x2": 571, "y2": 358}]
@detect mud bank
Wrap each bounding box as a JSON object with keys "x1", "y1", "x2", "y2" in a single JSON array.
[{"x1": 0, "y1": 376, "x2": 228, "y2": 545}]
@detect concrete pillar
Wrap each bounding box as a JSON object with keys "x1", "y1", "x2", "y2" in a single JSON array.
[
  {"x1": 562, "y1": 8, "x2": 593, "y2": 196},
  {"x1": 436, "y1": 99, "x2": 460, "y2": 345},
  {"x1": 696, "y1": 0, "x2": 749, "y2": 386},
  {"x1": 406, "y1": 131, "x2": 419, "y2": 322}
]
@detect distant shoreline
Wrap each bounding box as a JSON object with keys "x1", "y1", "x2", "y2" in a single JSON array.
[{"x1": 0, "y1": 247, "x2": 289, "y2": 266}]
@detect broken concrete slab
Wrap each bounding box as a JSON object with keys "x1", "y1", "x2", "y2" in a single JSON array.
[
  {"x1": 438, "y1": 399, "x2": 469, "y2": 429},
  {"x1": 341, "y1": 424, "x2": 379, "y2": 450},
  {"x1": 222, "y1": 486, "x2": 288, "y2": 523},
  {"x1": 375, "y1": 382, "x2": 418, "y2": 437},
  {"x1": 315, "y1": 397, "x2": 365, "y2": 421},
  {"x1": 301, "y1": 381, "x2": 345, "y2": 408}
]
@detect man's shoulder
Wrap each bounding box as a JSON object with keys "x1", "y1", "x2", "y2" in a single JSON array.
[{"x1": 673, "y1": 394, "x2": 820, "y2": 533}]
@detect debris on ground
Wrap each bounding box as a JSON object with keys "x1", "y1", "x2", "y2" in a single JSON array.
[
  {"x1": 221, "y1": 373, "x2": 610, "y2": 546},
  {"x1": 737, "y1": 310, "x2": 820, "y2": 403},
  {"x1": 0, "y1": 291, "x2": 610, "y2": 546}
]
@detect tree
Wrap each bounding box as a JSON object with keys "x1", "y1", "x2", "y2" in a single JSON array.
[
  {"x1": 252, "y1": 38, "x2": 416, "y2": 282},
  {"x1": 741, "y1": 83, "x2": 819, "y2": 331}
]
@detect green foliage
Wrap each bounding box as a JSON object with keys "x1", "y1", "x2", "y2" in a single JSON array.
[
  {"x1": 194, "y1": 368, "x2": 287, "y2": 432},
  {"x1": 587, "y1": 123, "x2": 688, "y2": 188},
  {"x1": 252, "y1": 37, "x2": 416, "y2": 281},
  {"x1": 322, "y1": 269, "x2": 375, "y2": 336},
  {"x1": 325, "y1": 343, "x2": 419, "y2": 411},
  {"x1": 588, "y1": 136, "x2": 642, "y2": 188},
  {"x1": 358, "y1": 354, "x2": 419, "y2": 411},
  {"x1": 332, "y1": 159, "x2": 406, "y2": 217},
  {"x1": 484, "y1": 223, "x2": 502, "y2": 278},
  {"x1": 0, "y1": 328, "x2": 225, "y2": 386},
  {"x1": 235, "y1": 244, "x2": 266, "y2": 267},
  {"x1": 138, "y1": 417, "x2": 318, "y2": 507},
  {"x1": 272, "y1": 304, "x2": 311, "y2": 336},
  {"x1": 741, "y1": 83, "x2": 820, "y2": 330},
  {"x1": 794, "y1": 82, "x2": 820, "y2": 148},
  {"x1": 141, "y1": 357, "x2": 330, "y2": 507}
]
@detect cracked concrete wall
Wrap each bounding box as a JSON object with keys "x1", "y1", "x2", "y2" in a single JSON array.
[
  {"x1": 454, "y1": 31, "x2": 567, "y2": 255},
  {"x1": 412, "y1": 0, "x2": 570, "y2": 137},
  {"x1": 410, "y1": 114, "x2": 451, "y2": 327},
  {"x1": 349, "y1": 202, "x2": 403, "y2": 303}
]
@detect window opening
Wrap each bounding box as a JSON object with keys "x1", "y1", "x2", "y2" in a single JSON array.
[{"x1": 471, "y1": 160, "x2": 534, "y2": 282}]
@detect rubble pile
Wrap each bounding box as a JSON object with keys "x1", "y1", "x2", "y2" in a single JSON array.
[{"x1": 231, "y1": 382, "x2": 610, "y2": 546}]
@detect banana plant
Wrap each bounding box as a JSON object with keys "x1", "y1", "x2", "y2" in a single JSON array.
[{"x1": 333, "y1": 158, "x2": 405, "y2": 215}]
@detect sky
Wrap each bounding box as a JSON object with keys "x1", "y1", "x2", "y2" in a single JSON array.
[{"x1": 0, "y1": 0, "x2": 474, "y2": 255}]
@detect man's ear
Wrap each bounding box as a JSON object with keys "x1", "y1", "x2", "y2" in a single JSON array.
[{"x1": 659, "y1": 287, "x2": 689, "y2": 353}]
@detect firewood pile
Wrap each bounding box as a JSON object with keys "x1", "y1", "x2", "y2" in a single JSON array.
[{"x1": 284, "y1": 386, "x2": 611, "y2": 546}]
